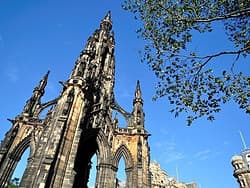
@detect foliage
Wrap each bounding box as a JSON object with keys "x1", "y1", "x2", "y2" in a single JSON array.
[
  {"x1": 7, "y1": 177, "x2": 19, "y2": 188},
  {"x1": 122, "y1": 0, "x2": 250, "y2": 125}
]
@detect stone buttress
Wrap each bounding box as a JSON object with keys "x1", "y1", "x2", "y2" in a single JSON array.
[{"x1": 0, "y1": 12, "x2": 151, "y2": 188}]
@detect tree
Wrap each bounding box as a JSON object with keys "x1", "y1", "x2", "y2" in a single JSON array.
[
  {"x1": 122, "y1": 0, "x2": 250, "y2": 125},
  {"x1": 7, "y1": 177, "x2": 19, "y2": 188}
]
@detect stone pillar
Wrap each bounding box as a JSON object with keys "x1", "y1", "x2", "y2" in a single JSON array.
[
  {"x1": 19, "y1": 157, "x2": 34, "y2": 188},
  {"x1": 96, "y1": 163, "x2": 113, "y2": 188}
]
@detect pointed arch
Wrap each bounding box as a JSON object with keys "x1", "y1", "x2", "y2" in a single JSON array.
[
  {"x1": 79, "y1": 128, "x2": 111, "y2": 163},
  {"x1": 113, "y1": 144, "x2": 134, "y2": 169},
  {"x1": 72, "y1": 128, "x2": 112, "y2": 188},
  {"x1": 9, "y1": 135, "x2": 31, "y2": 161},
  {"x1": 0, "y1": 135, "x2": 32, "y2": 187},
  {"x1": 96, "y1": 129, "x2": 111, "y2": 163}
]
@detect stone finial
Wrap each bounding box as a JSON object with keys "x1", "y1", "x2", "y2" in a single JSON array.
[
  {"x1": 100, "y1": 11, "x2": 112, "y2": 31},
  {"x1": 135, "y1": 80, "x2": 142, "y2": 100},
  {"x1": 37, "y1": 70, "x2": 50, "y2": 91}
]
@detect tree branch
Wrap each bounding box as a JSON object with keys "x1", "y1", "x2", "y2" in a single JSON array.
[
  {"x1": 168, "y1": 46, "x2": 250, "y2": 60},
  {"x1": 200, "y1": 46, "x2": 250, "y2": 59},
  {"x1": 193, "y1": 46, "x2": 250, "y2": 80},
  {"x1": 165, "y1": 8, "x2": 250, "y2": 23},
  {"x1": 195, "y1": 8, "x2": 250, "y2": 23}
]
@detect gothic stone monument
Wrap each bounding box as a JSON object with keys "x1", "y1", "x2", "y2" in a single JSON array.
[{"x1": 0, "y1": 12, "x2": 151, "y2": 188}]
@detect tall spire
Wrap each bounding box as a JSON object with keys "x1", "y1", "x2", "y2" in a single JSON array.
[
  {"x1": 135, "y1": 80, "x2": 142, "y2": 100},
  {"x1": 100, "y1": 11, "x2": 112, "y2": 31},
  {"x1": 69, "y1": 11, "x2": 115, "y2": 83},
  {"x1": 134, "y1": 80, "x2": 143, "y2": 105},
  {"x1": 132, "y1": 80, "x2": 144, "y2": 127},
  {"x1": 36, "y1": 70, "x2": 50, "y2": 94},
  {"x1": 22, "y1": 71, "x2": 49, "y2": 116}
]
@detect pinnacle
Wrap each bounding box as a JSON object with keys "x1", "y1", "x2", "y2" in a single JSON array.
[
  {"x1": 100, "y1": 11, "x2": 112, "y2": 31},
  {"x1": 43, "y1": 70, "x2": 50, "y2": 81},
  {"x1": 37, "y1": 70, "x2": 50, "y2": 91},
  {"x1": 45, "y1": 70, "x2": 50, "y2": 77},
  {"x1": 135, "y1": 80, "x2": 142, "y2": 100},
  {"x1": 104, "y1": 10, "x2": 112, "y2": 23}
]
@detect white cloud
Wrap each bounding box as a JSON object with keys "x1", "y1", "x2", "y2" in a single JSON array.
[
  {"x1": 165, "y1": 151, "x2": 185, "y2": 163},
  {"x1": 194, "y1": 149, "x2": 211, "y2": 161},
  {"x1": 5, "y1": 64, "x2": 19, "y2": 82},
  {"x1": 153, "y1": 140, "x2": 185, "y2": 164}
]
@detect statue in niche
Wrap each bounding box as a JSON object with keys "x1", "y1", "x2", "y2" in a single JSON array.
[
  {"x1": 136, "y1": 111, "x2": 142, "y2": 125},
  {"x1": 30, "y1": 128, "x2": 40, "y2": 158},
  {"x1": 62, "y1": 89, "x2": 74, "y2": 116},
  {"x1": 90, "y1": 63, "x2": 97, "y2": 78},
  {"x1": 96, "y1": 41, "x2": 103, "y2": 57},
  {"x1": 100, "y1": 20, "x2": 112, "y2": 32},
  {"x1": 138, "y1": 139, "x2": 142, "y2": 163},
  {"x1": 77, "y1": 62, "x2": 85, "y2": 77},
  {"x1": 113, "y1": 115, "x2": 118, "y2": 129},
  {"x1": 136, "y1": 116, "x2": 141, "y2": 125},
  {"x1": 86, "y1": 116, "x2": 94, "y2": 129},
  {"x1": 108, "y1": 34, "x2": 115, "y2": 53}
]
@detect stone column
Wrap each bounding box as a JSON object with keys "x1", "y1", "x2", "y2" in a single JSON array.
[{"x1": 96, "y1": 163, "x2": 113, "y2": 188}]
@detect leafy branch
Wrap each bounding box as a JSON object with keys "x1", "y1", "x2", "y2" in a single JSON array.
[
  {"x1": 123, "y1": 0, "x2": 250, "y2": 125},
  {"x1": 165, "y1": 8, "x2": 250, "y2": 23}
]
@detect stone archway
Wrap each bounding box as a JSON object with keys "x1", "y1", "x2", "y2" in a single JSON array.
[
  {"x1": 0, "y1": 135, "x2": 31, "y2": 188},
  {"x1": 72, "y1": 128, "x2": 112, "y2": 188},
  {"x1": 113, "y1": 144, "x2": 134, "y2": 188}
]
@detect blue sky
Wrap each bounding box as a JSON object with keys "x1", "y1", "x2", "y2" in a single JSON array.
[{"x1": 0, "y1": 1, "x2": 249, "y2": 188}]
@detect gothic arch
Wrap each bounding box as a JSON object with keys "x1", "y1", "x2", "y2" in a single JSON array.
[
  {"x1": 0, "y1": 135, "x2": 31, "y2": 187},
  {"x1": 96, "y1": 129, "x2": 111, "y2": 163},
  {"x1": 113, "y1": 144, "x2": 134, "y2": 169},
  {"x1": 78, "y1": 128, "x2": 111, "y2": 163},
  {"x1": 72, "y1": 128, "x2": 112, "y2": 188},
  {"x1": 112, "y1": 144, "x2": 135, "y2": 188},
  {"x1": 9, "y1": 135, "x2": 31, "y2": 160}
]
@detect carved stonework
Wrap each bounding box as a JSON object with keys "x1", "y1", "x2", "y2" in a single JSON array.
[
  {"x1": 0, "y1": 10, "x2": 200, "y2": 188},
  {"x1": 0, "y1": 12, "x2": 151, "y2": 188},
  {"x1": 150, "y1": 161, "x2": 197, "y2": 188},
  {"x1": 232, "y1": 149, "x2": 250, "y2": 187}
]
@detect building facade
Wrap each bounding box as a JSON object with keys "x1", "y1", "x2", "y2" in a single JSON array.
[
  {"x1": 0, "y1": 12, "x2": 151, "y2": 188},
  {"x1": 232, "y1": 149, "x2": 250, "y2": 187},
  {"x1": 150, "y1": 161, "x2": 197, "y2": 188}
]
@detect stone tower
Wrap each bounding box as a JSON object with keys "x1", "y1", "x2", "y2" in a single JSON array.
[
  {"x1": 232, "y1": 149, "x2": 250, "y2": 187},
  {"x1": 0, "y1": 12, "x2": 151, "y2": 188}
]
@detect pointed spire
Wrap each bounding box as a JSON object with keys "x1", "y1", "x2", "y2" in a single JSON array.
[
  {"x1": 132, "y1": 81, "x2": 144, "y2": 127},
  {"x1": 135, "y1": 80, "x2": 142, "y2": 100},
  {"x1": 36, "y1": 70, "x2": 50, "y2": 92},
  {"x1": 22, "y1": 71, "x2": 50, "y2": 116},
  {"x1": 104, "y1": 11, "x2": 112, "y2": 22},
  {"x1": 100, "y1": 11, "x2": 112, "y2": 31},
  {"x1": 133, "y1": 80, "x2": 143, "y2": 106}
]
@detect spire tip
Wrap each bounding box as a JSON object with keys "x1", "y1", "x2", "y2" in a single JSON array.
[{"x1": 100, "y1": 11, "x2": 112, "y2": 31}]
